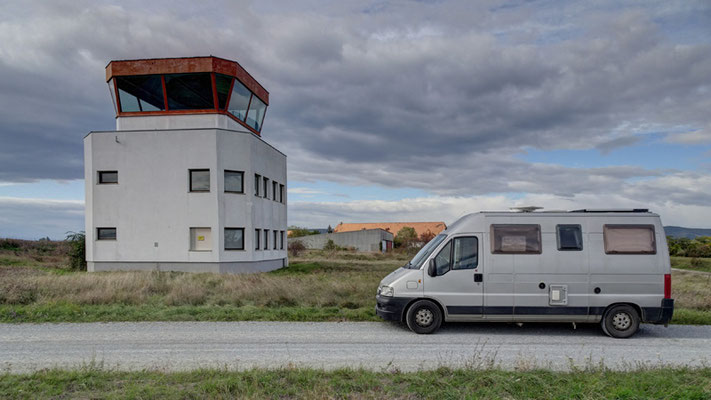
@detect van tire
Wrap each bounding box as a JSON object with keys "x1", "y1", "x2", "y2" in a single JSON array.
[
  {"x1": 406, "y1": 300, "x2": 442, "y2": 334},
  {"x1": 602, "y1": 305, "x2": 640, "y2": 339}
]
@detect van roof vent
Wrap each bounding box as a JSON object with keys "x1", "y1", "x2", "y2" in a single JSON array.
[{"x1": 510, "y1": 206, "x2": 543, "y2": 213}]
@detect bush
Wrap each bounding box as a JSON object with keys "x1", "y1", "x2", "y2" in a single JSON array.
[
  {"x1": 323, "y1": 239, "x2": 341, "y2": 251},
  {"x1": 394, "y1": 227, "x2": 418, "y2": 248},
  {"x1": 65, "y1": 231, "x2": 86, "y2": 271},
  {"x1": 288, "y1": 240, "x2": 306, "y2": 257}
]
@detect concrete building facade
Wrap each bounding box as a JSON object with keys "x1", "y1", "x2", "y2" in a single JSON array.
[
  {"x1": 288, "y1": 229, "x2": 394, "y2": 252},
  {"x1": 85, "y1": 57, "x2": 287, "y2": 273}
]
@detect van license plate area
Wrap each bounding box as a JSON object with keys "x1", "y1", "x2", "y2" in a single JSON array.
[{"x1": 549, "y1": 285, "x2": 568, "y2": 306}]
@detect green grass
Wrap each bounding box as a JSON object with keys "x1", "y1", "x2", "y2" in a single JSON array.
[
  {"x1": 0, "y1": 303, "x2": 379, "y2": 323},
  {"x1": 1, "y1": 366, "x2": 710, "y2": 399},
  {"x1": 671, "y1": 256, "x2": 711, "y2": 273}
]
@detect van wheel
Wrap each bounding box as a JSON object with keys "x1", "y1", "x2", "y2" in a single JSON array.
[
  {"x1": 406, "y1": 300, "x2": 442, "y2": 334},
  {"x1": 601, "y1": 305, "x2": 640, "y2": 339}
]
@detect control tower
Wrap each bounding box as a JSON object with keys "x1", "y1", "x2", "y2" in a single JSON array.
[{"x1": 84, "y1": 56, "x2": 287, "y2": 273}]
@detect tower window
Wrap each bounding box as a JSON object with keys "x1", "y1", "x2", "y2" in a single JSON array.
[
  {"x1": 189, "y1": 169, "x2": 210, "y2": 192},
  {"x1": 224, "y1": 170, "x2": 244, "y2": 193},
  {"x1": 225, "y1": 228, "x2": 245, "y2": 250},
  {"x1": 97, "y1": 228, "x2": 116, "y2": 240},
  {"x1": 98, "y1": 171, "x2": 118, "y2": 184}
]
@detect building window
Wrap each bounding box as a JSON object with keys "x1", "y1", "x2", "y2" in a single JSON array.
[
  {"x1": 603, "y1": 225, "x2": 656, "y2": 254},
  {"x1": 224, "y1": 170, "x2": 244, "y2": 193},
  {"x1": 490, "y1": 224, "x2": 541, "y2": 254},
  {"x1": 263, "y1": 177, "x2": 269, "y2": 198},
  {"x1": 279, "y1": 184, "x2": 285, "y2": 203},
  {"x1": 228, "y1": 79, "x2": 252, "y2": 120},
  {"x1": 246, "y1": 96, "x2": 267, "y2": 132},
  {"x1": 98, "y1": 171, "x2": 118, "y2": 184},
  {"x1": 165, "y1": 73, "x2": 214, "y2": 110},
  {"x1": 97, "y1": 227, "x2": 116, "y2": 240},
  {"x1": 264, "y1": 229, "x2": 269, "y2": 250},
  {"x1": 215, "y1": 74, "x2": 232, "y2": 110},
  {"x1": 225, "y1": 228, "x2": 245, "y2": 250},
  {"x1": 189, "y1": 169, "x2": 210, "y2": 192},
  {"x1": 115, "y1": 75, "x2": 165, "y2": 112},
  {"x1": 273, "y1": 181, "x2": 278, "y2": 201},
  {"x1": 557, "y1": 225, "x2": 583, "y2": 251},
  {"x1": 255, "y1": 229, "x2": 261, "y2": 250},
  {"x1": 280, "y1": 231, "x2": 285, "y2": 250},
  {"x1": 190, "y1": 227, "x2": 212, "y2": 251},
  {"x1": 254, "y1": 174, "x2": 261, "y2": 196},
  {"x1": 273, "y1": 230, "x2": 278, "y2": 249}
]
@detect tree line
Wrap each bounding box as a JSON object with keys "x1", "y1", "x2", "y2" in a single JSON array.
[{"x1": 667, "y1": 236, "x2": 711, "y2": 258}]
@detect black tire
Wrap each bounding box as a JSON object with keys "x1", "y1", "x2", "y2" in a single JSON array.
[
  {"x1": 405, "y1": 300, "x2": 442, "y2": 334},
  {"x1": 601, "y1": 305, "x2": 640, "y2": 339}
]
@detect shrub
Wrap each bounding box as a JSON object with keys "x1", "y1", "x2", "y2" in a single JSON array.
[
  {"x1": 65, "y1": 231, "x2": 87, "y2": 271},
  {"x1": 394, "y1": 227, "x2": 418, "y2": 248},
  {"x1": 288, "y1": 240, "x2": 306, "y2": 257},
  {"x1": 323, "y1": 239, "x2": 341, "y2": 251}
]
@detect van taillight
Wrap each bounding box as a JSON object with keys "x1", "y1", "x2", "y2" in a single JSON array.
[{"x1": 664, "y1": 274, "x2": 671, "y2": 299}]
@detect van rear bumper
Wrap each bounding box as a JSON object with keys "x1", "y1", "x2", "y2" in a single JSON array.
[
  {"x1": 643, "y1": 299, "x2": 674, "y2": 324},
  {"x1": 375, "y1": 295, "x2": 412, "y2": 322}
]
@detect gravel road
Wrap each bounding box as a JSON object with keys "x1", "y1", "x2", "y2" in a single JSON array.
[{"x1": 2, "y1": 321, "x2": 710, "y2": 373}]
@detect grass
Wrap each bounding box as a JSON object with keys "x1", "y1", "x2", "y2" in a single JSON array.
[
  {"x1": 1, "y1": 239, "x2": 710, "y2": 325},
  {"x1": 672, "y1": 256, "x2": 711, "y2": 273},
  {"x1": 1, "y1": 366, "x2": 710, "y2": 399}
]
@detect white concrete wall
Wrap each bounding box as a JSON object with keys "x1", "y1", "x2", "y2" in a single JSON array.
[{"x1": 84, "y1": 115, "x2": 286, "y2": 272}]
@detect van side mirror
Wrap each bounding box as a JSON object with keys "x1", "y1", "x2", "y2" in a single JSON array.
[{"x1": 427, "y1": 259, "x2": 437, "y2": 277}]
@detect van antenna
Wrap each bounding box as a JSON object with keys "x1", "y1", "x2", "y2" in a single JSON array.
[{"x1": 510, "y1": 206, "x2": 543, "y2": 213}]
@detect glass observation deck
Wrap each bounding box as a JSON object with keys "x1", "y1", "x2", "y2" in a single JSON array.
[{"x1": 105, "y1": 56, "x2": 269, "y2": 134}]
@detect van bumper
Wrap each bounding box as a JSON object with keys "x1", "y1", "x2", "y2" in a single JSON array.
[
  {"x1": 375, "y1": 295, "x2": 412, "y2": 322},
  {"x1": 643, "y1": 299, "x2": 674, "y2": 325}
]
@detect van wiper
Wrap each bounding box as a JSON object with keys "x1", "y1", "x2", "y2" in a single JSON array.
[{"x1": 403, "y1": 262, "x2": 412, "y2": 269}]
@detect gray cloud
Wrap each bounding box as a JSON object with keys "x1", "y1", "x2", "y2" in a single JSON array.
[
  {"x1": 0, "y1": 0, "x2": 710, "y2": 224},
  {"x1": 0, "y1": 197, "x2": 84, "y2": 240}
]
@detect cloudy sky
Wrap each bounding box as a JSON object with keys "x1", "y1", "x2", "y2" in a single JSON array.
[{"x1": 1, "y1": 0, "x2": 710, "y2": 239}]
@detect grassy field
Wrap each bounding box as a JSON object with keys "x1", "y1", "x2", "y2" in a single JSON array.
[
  {"x1": 1, "y1": 366, "x2": 710, "y2": 399},
  {"x1": 671, "y1": 255, "x2": 711, "y2": 273},
  {"x1": 1, "y1": 238, "x2": 710, "y2": 324}
]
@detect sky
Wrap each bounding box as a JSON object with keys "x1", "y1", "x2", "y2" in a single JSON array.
[{"x1": 1, "y1": 0, "x2": 710, "y2": 239}]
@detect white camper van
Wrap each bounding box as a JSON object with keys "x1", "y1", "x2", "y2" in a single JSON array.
[{"x1": 375, "y1": 209, "x2": 674, "y2": 338}]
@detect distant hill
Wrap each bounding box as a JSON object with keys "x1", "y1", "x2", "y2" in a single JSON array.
[{"x1": 664, "y1": 226, "x2": 711, "y2": 239}]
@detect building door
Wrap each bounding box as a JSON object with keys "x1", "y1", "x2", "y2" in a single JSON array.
[{"x1": 423, "y1": 235, "x2": 483, "y2": 317}]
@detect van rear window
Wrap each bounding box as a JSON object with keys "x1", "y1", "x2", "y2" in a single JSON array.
[
  {"x1": 603, "y1": 225, "x2": 656, "y2": 254},
  {"x1": 490, "y1": 224, "x2": 541, "y2": 254}
]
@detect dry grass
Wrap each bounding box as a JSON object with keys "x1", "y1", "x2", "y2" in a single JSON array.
[
  {"x1": 672, "y1": 269, "x2": 711, "y2": 311},
  {"x1": 0, "y1": 251, "x2": 401, "y2": 311}
]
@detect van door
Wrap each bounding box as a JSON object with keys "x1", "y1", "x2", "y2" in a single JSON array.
[{"x1": 423, "y1": 235, "x2": 483, "y2": 319}]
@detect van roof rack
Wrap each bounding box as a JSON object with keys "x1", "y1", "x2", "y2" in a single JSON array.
[{"x1": 569, "y1": 209, "x2": 649, "y2": 213}]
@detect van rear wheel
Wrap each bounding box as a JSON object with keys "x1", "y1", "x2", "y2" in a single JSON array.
[
  {"x1": 406, "y1": 300, "x2": 442, "y2": 334},
  {"x1": 602, "y1": 305, "x2": 640, "y2": 339}
]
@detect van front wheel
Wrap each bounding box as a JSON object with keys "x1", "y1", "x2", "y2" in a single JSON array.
[
  {"x1": 602, "y1": 305, "x2": 640, "y2": 339},
  {"x1": 406, "y1": 300, "x2": 442, "y2": 334}
]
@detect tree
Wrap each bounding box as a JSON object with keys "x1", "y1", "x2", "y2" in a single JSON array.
[
  {"x1": 288, "y1": 240, "x2": 306, "y2": 256},
  {"x1": 288, "y1": 226, "x2": 320, "y2": 238},
  {"x1": 65, "y1": 231, "x2": 86, "y2": 271},
  {"x1": 394, "y1": 226, "x2": 418, "y2": 248},
  {"x1": 419, "y1": 230, "x2": 436, "y2": 245}
]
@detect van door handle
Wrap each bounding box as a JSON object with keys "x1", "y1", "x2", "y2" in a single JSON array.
[{"x1": 474, "y1": 273, "x2": 483, "y2": 283}]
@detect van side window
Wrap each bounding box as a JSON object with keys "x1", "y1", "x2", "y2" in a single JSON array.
[
  {"x1": 433, "y1": 241, "x2": 452, "y2": 275},
  {"x1": 453, "y1": 237, "x2": 478, "y2": 269},
  {"x1": 557, "y1": 225, "x2": 583, "y2": 251},
  {"x1": 490, "y1": 224, "x2": 541, "y2": 254},
  {"x1": 603, "y1": 225, "x2": 656, "y2": 254}
]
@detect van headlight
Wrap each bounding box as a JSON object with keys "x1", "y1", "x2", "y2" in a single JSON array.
[{"x1": 379, "y1": 285, "x2": 394, "y2": 297}]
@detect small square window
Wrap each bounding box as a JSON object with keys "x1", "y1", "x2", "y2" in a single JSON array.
[
  {"x1": 263, "y1": 177, "x2": 269, "y2": 198},
  {"x1": 264, "y1": 229, "x2": 269, "y2": 250},
  {"x1": 189, "y1": 169, "x2": 210, "y2": 192},
  {"x1": 225, "y1": 228, "x2": 245, "y2": 250},
  {"x1": 224, "y1": 170, "x2": 244, "y2": 193},
  {"x1": 557, "y1": 225, "x2": 583, "y2": 251},
  {"x1": 98, "y1": 171, "x2": 118, "y2": 184},
  {"x1": 255, "y1": 229, "x2": 261, "y2": 250},
  {"x1": 97, "y1": 227, "x2": 116, "y2": 240},
  {"x1": 190, "y1": 227, "x2": 212, "y2": 251},
  {"x1": 254, "y1": 174, "x2": 261, "y2": 196}
]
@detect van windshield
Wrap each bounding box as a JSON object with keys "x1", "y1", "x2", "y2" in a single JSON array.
[{"x1": 405, "y1": 234, "x2": 447, "y2": 269}]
